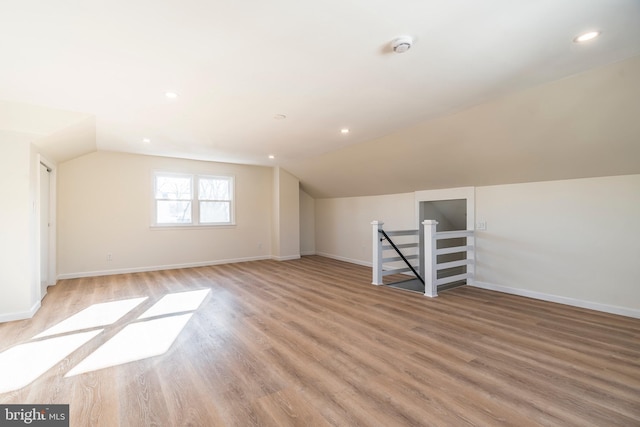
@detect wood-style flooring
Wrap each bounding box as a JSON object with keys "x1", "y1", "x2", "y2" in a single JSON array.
[{"x1": 0, "y1": 256, "x2": 639, "y2": 426}]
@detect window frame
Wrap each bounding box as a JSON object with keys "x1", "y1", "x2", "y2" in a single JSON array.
[{"x1": 151, "y1": 171, "x2": 235, "y2": 228}]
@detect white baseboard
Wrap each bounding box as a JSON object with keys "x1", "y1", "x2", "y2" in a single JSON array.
[
  {"x1": 300, "y1": 251, "x2": 316, "y2": 256},
  {"x1": 57, "y1": 255, "x2": 272, "y2": 280},
  {"x1": 315, "y1": 252, "x2": 372, "y2": 268},
  {"x1": 0, "y1": 300, "x2": 41, "y2": 323},
  {"x1": 472, "y1": 281, "x2": 640, "y2": 319},
  {"x1": 271, "y1": 255, "x2": 301, "y2": 261}
]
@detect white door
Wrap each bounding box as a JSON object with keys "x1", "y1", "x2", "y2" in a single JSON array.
[{"x1": 40, "y1": 163, "x2": 50, "y2": 299}]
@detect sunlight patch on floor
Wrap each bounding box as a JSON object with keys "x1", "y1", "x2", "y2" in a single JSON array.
[
  {"x1": 0, "y1": 330, "x2": 102, "y2": 393},
  {"x1": 65, "y1": 314, "x2": 193, "y2": 377},
  {"x1": 1, "y1": 289, "x2": 211, "y2": 388},
  {"x1": 138, "y1": 289, "x2": 210, "y2": 319},
  {"x1": 34, "y1": 297, "x2": 148, "y2": 338},
  {"x1": 65, "y1": 289, "x2": 210, "y2": 376}
]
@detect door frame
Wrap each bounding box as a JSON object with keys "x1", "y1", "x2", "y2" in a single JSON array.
[
  {"x1": 414, "y1": 186, "x2": 475, "y2": 284},
  {"x1": 38, "y1": 154, "x2": 57, "y2": 299}
]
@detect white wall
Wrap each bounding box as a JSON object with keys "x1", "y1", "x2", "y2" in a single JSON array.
[
  {"x1": 271, "y1": 167, "x2": 300, "y2": 261},
  {"x1": 474, "y1": 175, "x2": 640, "y2": 315},
  {"x1": 300, "y1": 189, "x2": 316, "y2": 255},
  {"x1": 315, "y1": 175, "x2": 640, "y2": 317},
  {"x1": 57, "y1": 151, "x2": 274, "y2": 277},
  {"x1": 0, "y1": 132, "x2": 40, "y2": 321},
  {"x1": 315, "y1": 192, "x2": 415, "y2": 266}
]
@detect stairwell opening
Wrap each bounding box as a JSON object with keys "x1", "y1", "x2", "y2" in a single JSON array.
[{"x1": 419, "y1": 199, "x2": 468, "y2": 291}]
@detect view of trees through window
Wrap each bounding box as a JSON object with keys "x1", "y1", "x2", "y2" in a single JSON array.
[
  {"x1": 154, "y1": 173, "x2": 233, "y2": 226},
  {"x1": 155, "y1": 175, "x2": 192, "y2": 224},
  {"x1": 199, "y1": 178, "x2": 231, "y2": 223}
]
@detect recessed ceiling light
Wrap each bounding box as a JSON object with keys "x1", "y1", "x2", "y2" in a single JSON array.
[
  {"x1": 142, "y1": 138, "x2": 151, "y2": 143},
  {"x1": 165, "y1": 91, "x2": 179, "y2": 99},
  {"x1": 573, "y1": 31, "x2": 601, "y2": 43},
  {"x1": 268, "y1": 154, "x2": 275, "y2": 159},
  {"x1": 341, "y1": 128, "x2": 350, "y2": 134},
  {"x1": 274, "y1": 114, "x2": 287, "y2": 120}
]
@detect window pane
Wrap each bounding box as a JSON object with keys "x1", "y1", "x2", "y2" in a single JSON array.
[
  {"x1": 157, "y1": 201, "x2": 192, "y2": 224},
  {"x1": 156, "y1": 175, "x2": 191, "y2": 200},
  {"x1": 199, "y1": 178, "x2": 230, "y2": 200},
  {"x1": 200, "y1": 201, "x2": 230, "y2": 223}
]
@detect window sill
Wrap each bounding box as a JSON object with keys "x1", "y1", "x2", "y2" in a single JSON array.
[{"x1": 150, "y1": 223, "x2": 237, "y2": 230}]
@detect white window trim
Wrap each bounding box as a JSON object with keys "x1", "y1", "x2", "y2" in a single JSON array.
[{"x1": 151, "y1": 171, "x2": 236, "y2": 228}]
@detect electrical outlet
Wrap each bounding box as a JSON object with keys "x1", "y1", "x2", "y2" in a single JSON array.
[
  {"x1": 107, "y1": 253, "x2": 113, "y2": 262},
  {"x1": 476, "y1": 221, "x2": 487, "y2": 231},
  {"x1": 258, "y1": 242, "x2": 262, "y2": 249}
]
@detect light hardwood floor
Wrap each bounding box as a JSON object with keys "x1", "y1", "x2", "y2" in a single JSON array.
[{"x1": 1, "y1": 256, "x2": 639, "y2": 426}]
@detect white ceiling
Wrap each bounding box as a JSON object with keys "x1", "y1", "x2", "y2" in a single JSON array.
[{"x1": 1, "y1": 0, "x2": 639, "y2": 196}]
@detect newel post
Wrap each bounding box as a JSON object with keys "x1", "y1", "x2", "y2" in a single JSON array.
[
  {"x1": 371, "y1": 221, "x2": 384, "y2": 285},
  {"x1": 423, "y1": 220, "x2": 438, "y2": 297}
]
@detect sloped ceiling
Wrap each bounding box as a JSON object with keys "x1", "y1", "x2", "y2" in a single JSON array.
[
  {"x1": 0, "y1": 0, "x2": 639, "y2": 195},
  {"x1": 288, "y1": 56, "x2": 640, "y2": 198},
  {"x1": 0, "y1": 100, "x2": 95, "y2": 163},
  {"x1": 33, "y1": 116, "x2": 97, "y2": 164}
]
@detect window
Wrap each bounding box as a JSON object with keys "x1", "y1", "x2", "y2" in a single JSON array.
[
  {"x1": 153, "y1": 172, "x2": 234, "y2": 226},
  {"x1": 198, "y1": 176, "x2": 233, "y2": 224},
  {"x1": 155, "y1": 173, "x2": 193, "y2": 224}
]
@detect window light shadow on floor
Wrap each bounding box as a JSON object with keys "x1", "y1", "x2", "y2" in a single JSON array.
[
  {"x1": 0, "y1": 330, "x2": 102, "y2": 393},
  {"x1": 65, "y1": 313, "x2": 194, "y2": 377},
  {"x1": 0, "y1": 289, "x2": 210, "y2": 393},
  {"x1": 138, "y1": 289, "x2": 210, "y2": 319},
  {"x1": 34, "y1": 297, "x2": 148, "y2": 339},
  {"x1": 67, "y1": 289, "x2": 211, "y2": 377}
]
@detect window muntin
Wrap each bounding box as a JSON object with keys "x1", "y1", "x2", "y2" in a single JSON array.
[{"x1": 153, "y1": 172, "x2": 234, "y2": 226}]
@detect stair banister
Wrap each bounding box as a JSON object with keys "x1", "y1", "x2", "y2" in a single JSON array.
[{"x1": 371, "y1": 221, "x2": 384, "y2": 285}]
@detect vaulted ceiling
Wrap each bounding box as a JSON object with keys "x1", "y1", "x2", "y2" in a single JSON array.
[{"x1": 1, "y1": 0, "x2": 639, "y2": 197}]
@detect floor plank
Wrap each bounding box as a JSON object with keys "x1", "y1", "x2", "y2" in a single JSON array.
[{"x1": 0, "y1": 256, "x2": 638, "y2": 426}]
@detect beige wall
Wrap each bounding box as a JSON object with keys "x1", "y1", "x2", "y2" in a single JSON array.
[
  {"x1": 315, "y1": 175, "x2": 640, "y2": 316},
  {"x1": 57, "y1": 151, "x2": 274, "y2": 277},
  {"x1": 271, "y1": 167, "x2": 300, "y2": 260},
  {"x1": 299, "y1": 189, "x2": 316, "y2": 255},
  {"x1": 315, "y1": 192, "x2": 415, "y2": 266},
  {"x1": 0, "y1": 132, "x2": 40, "y2": 321},
  {"x1": 474, "y1": 175, "x2": 640, "y2": 313}
]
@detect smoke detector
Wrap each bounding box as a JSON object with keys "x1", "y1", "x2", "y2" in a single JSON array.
[{"x1": 392, "y1": 36, "x2": 413, "y2": 53}]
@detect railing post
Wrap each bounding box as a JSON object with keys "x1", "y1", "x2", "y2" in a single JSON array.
[
  {"x1": 371, "y1": 221, "x2": 384, "y2": 285},
  {"x1": 422, "y1": 220, "x2": 438, "y2": 297}
]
